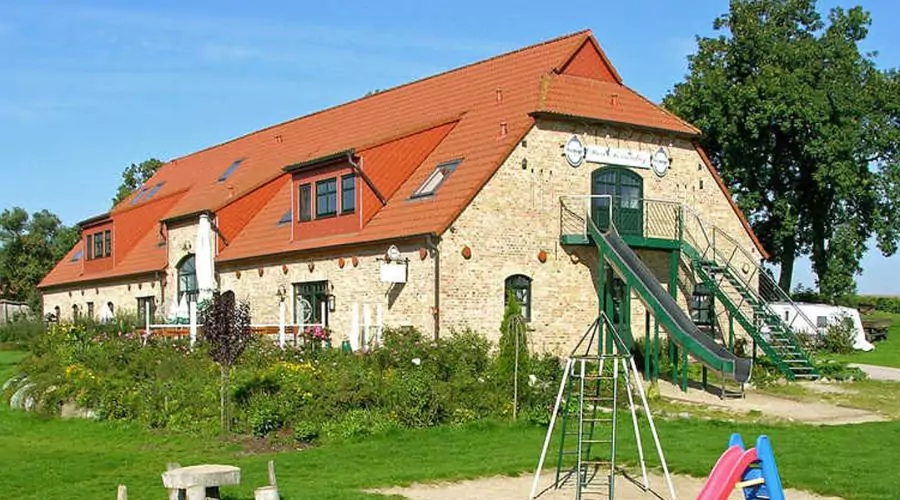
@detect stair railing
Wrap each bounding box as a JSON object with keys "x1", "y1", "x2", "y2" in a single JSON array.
[
  {"x1": 681, "y1": 207, "x2": 819, "y2": 339},
  {"x1": 711, "y1": 227, "x2": 819, "y2": 335}
]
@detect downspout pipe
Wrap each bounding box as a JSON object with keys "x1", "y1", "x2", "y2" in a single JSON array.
[
  {"x1": 347, "y1": 152, "x2": 387, "y2": 206},
  {"x1": 427, "y1": 233, "x2": 440, "y2": 340}
]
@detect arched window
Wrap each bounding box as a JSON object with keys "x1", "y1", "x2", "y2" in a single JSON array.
[
  {"x1": 177, "y1": 254, "x2": 198, "y2": 302},
  {"x1": 504, "y1": 274, "x2": 532, "y2": 322}
]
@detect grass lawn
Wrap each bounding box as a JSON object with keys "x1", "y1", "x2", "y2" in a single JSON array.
[
  {"x1": 1, "y1": 350, "x2": 897, "y2": 500},
  {"x1": 819, "y1": 312, "x2": 900, "y2": 368}
]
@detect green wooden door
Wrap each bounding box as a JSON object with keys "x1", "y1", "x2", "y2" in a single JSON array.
[{"x1": 591, "y1": 167, "x2": 643, "y2": 236}]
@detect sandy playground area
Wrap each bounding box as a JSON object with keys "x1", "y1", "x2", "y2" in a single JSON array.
[{"x1": 374, "y1": 471, "x2": 841, "y2": 499}]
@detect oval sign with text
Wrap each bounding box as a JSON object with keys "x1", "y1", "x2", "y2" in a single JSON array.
[
  {"x1": 650, "y1": 147, "x2": 670, "y2": 177},
  {"x1": 564, "y1": 135, "x2": 585, "y2": 168}
]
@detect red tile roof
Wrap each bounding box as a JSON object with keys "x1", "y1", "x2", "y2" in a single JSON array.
[
  {"x1": 535, "y1": 74, "x2": 699, "y2": 135},
  {"x1": 41, "y1": 29, "x2": 761, "y2": 286},
  {"x1": 40, "y1": 190, "x2": 186, "y2": 288}
]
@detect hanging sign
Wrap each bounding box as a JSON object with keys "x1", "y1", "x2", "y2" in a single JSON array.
[
  {"x1": 650, "y1": 146, "x2": 670, "y2": 177},
  {"x1": 564, "y1": 135, "x2": 670, "y2": 172}
]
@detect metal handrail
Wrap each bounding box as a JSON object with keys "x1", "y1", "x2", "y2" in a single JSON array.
[
  {"x1": 561, "y1": 193, "x2": 819, "y2": 340},
  {"x1": 711, "y1": 227, "x2": 818, "y2": 334}
]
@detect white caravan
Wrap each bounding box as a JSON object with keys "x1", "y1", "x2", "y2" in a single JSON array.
[{"x1": 768, "y1": 302, "x2": 874, "y2": 352}]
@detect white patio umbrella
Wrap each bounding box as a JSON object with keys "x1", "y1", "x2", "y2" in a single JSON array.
[
  {"x1": 167, "y1": 295, "x2": 180, "y2": 323},
  {"x1": 99, "y1": 302, "x2": 114, "y2": 324},
  {"x1": 176, "y1": 294, "x2": 190, "y2": 324},
  {"x1": 278, "y1": 300, "x2": 286, "y2": 349},
  {"x1": 195, "y1": 213, "x2": 215, "y2": 304}
]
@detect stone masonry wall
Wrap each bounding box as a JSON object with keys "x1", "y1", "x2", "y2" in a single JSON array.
[
  {"x1": 216, "y1": 238, "x2": 436, "y2": 345},
  {"x1": 439, "y1": 118, "x2": 762, "y2": 354},
  {"x1": 42, "y1": 274, "x2": 164, "y2": 322}
]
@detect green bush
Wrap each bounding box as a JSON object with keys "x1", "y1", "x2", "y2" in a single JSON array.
[
  {"x1": 0, "y1": 319, "x2": 46, "y2": 344},
  {"x1": 6, "y1": 321, "x2": 564, "y2": 439},
  {"x1": 820, "y1": 314, "x2": 856, "y2": 354},
  {"x1": 814, "y1": 359, "x2": 867, "y2": 381}
]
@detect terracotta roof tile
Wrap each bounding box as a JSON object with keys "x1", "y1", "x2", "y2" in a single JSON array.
[
  {"x1": 536, "y1": 74, "x2": 699, "y2": 135},
  {"x1": 40, "y1": 191, "x2": 186, "y2": 288}
]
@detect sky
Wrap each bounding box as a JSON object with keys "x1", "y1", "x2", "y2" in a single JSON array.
[{"x1": 0, "y1": 0, "x2": 898, "y2": 294}]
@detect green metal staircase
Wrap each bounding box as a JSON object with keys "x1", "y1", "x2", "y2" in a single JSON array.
[
  {"x1": 691, "y1": 257, "x2": 819, "y2": 380},
  {"x1": 678, "y1": 206, "x2": 819, "y2": 381}
]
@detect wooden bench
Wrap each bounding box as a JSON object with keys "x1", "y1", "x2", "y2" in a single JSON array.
[{"x1": 862, "y1": 318, "x2": 891, "y2": 342}]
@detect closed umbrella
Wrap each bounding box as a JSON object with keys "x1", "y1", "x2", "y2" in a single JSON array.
[
  {"x1": 99, "y1": 302, "x2": 114, "y2": 324},
  {"x1": 195, "y1": 214, "x2": 215, "y2": 304},
  {"x1": 176, "y1": 294, "x2": 189, "y2": 324}
]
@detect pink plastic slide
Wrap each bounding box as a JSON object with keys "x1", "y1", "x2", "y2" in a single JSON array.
[{"x1": 696, "y1": 446, "x2": 760, "y2": 500}]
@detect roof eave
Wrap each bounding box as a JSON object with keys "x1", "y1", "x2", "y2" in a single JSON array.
[
  {"x1": 77, "y1": 212, "x2": 112, "y2": 228},
  {"x1": 216, "y1": 231, "x2": 439, "y2": 267},
  {"x1": 38, "y1": 268, "x2": 165, "y2": 291},
  {"x1": 283, "y1": 149, "x2": 355, "y2": 174},
  {"x1": 529, "y1": 110, "x2": 699, "y2": 138}
]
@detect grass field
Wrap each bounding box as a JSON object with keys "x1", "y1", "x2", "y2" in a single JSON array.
[{"x1": 1, "y1": 350, "x2": 898, "y2": 500}]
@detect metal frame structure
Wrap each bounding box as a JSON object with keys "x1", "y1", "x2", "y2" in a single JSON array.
[{"x1": 529, "y1": 313, "x2": 676, "y2": 500}]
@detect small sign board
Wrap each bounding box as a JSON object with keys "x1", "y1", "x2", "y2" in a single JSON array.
[{"x1": 380, "y1": 261, "x2": 407, "y2": 283}]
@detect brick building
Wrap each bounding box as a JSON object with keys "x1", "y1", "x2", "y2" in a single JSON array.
[{"x1": 40, "y1": 30, "x2": 788, "y2": 365}]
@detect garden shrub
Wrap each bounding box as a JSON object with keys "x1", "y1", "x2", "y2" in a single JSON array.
[
  {"x1": 0, "y1": 319, "x2": 46, "y2": 344},
  {"x1": 815, "y1": 359, "x2": 867, "y2": 381},
  {"x1": 820, "y1": 313, "x2": 856, "y2": 354},
  {"x1": 6, "y1": 321, "x2": 564, "y2": 439}
]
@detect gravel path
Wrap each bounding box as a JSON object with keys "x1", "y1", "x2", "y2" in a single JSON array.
[
  {"x1": 850, "y1": 363, "x2": 900, "y2": 382},
  {"x1": 657, "y1": 381, "x2": 884, "y2": 425}
]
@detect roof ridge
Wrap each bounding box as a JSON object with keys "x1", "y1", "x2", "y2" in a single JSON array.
[{"x1": 162, "y1": 30, "x2": 592, "y2": 166}]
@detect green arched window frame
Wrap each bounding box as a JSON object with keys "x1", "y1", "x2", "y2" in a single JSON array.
[{"x1": 177, "y1": 254, "x2": 198, "y2": 302}]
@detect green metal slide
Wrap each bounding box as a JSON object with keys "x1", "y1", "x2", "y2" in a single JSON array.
[{"x1": 588, "y1": 221, "x2": 753, "y2": 384}]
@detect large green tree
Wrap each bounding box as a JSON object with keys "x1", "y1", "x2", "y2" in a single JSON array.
[
  {"x1": 664, "y1": 0, "x2": 900, "y2": 299},
  {"x1": 111, "y1": 158, "x2": 164, "y2": 207},
  {"x1": 0, "y1": 207, "x2": 79, "y2": 312}
]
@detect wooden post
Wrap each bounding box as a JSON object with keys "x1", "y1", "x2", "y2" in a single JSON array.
[
  {"x1": 728, "y1": 313, "x2": 735, "y2": 353},
  {"x1": 267, "y1": 460, "x2": 277, "y2": 487},
  {"x1": 653, "y1": 321, "x2": 660, "y2": 381},
  {"x1": 117, "y1": 485, "x2": 127, "y2": 500},
  {"x1": 644, "y1": 310, "x2": 651, "y2": 380}
]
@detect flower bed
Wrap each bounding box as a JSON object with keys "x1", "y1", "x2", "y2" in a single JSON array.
[{"x1": 3, "y1": 323, "x2": 561, "y2": 441}]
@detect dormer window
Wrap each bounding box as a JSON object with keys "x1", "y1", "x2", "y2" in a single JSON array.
[
  {"x1": 218, "y1": 159, "x2": 243, "y2": 182},
  {"x1": 316, "y1": 178, "x2": 337, "y2": 218},
  {"x1": 85, "y1": 229, "x2": 112, "y2": 260},
  {"x1": 341, "y1": 174, "x2": 356, "y2": 214},
  {"x1": 411, "y1": 159, "x2": 461, "y2": 198}
]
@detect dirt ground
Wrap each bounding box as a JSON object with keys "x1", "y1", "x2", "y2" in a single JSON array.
[
  {"x1": 657, "y1": 381, "x2": 884, "y2": 425},
  {"x1": 373, "y1": 471, "x2": 841, "y2": 499}
]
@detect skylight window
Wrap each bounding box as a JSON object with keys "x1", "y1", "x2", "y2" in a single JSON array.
[
  {"x1": 277, "y1": 209, "x2": 292, "y2": 225},
  {"x1": 144, "y1": 182, "x2": 165, "y2": 200},
  {"x1": 71, "y1": 249, "x2": 84, "y2": 262},
  {"x1": 411, "y1": 159, "x2": 462, "y2": 198},
  {"x1": 130, "y1": 188, "x2": 148, "y2": 205},
  {"x1": 218, "y1": 159, "x2": 243, "y2": 182}
]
